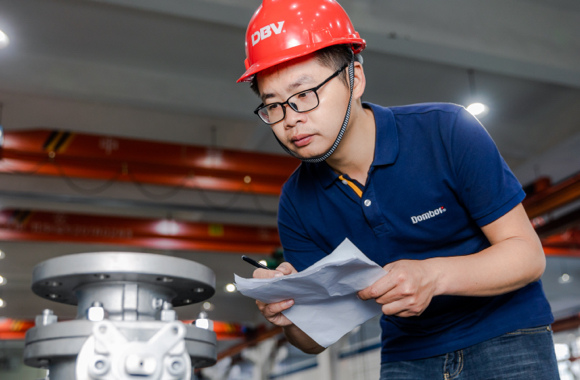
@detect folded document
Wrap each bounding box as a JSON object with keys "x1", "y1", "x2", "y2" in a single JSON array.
[{"x1": 234, "y1": 238, "x2": 387, "y2": 347}]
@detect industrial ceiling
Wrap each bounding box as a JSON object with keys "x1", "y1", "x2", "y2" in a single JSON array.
[{"x1": 0, "y1": 0, "x2": 579, "y2": 355}]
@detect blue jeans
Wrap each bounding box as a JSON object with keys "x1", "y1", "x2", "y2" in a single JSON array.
[{"x1": 380, "y1": 326, "x2": 560, "y2": 380}]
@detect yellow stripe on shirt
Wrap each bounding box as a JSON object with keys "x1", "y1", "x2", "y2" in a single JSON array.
[{"x1": 338, "y1": 175, "x2": 363, "y2": 198}]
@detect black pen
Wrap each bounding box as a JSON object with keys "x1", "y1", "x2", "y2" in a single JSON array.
[{"x1": 242, "y1": 255, "x2": 272, "y2": 270}]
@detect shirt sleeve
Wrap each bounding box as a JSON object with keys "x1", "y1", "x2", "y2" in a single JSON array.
[{"x1": 444, "y1": 107, "x2": 526, "y2": 227}]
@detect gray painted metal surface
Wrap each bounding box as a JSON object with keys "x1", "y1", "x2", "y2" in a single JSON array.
[{"x1": 23, "y1": 252, "x2": 217, "y2": 379}]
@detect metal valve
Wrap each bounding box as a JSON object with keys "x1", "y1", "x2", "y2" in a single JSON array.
[{"x1": 23, "y1": 252, "x2": 217, "y2": 379}]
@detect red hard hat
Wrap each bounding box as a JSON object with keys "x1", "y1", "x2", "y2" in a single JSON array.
[{"x1": 237, "y1": 0, "x2": 366, "y2": 83}]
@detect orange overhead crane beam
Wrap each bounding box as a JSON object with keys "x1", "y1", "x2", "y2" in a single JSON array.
[
  {"x1": 0, "y1": 209, "x2": 281, "y2": 254},
  {"x1": 523, "y1": 172, "x2": 580, "y2": 219},
  {"x1": 0, "y1": 318, "x2": 247, "y2": 341},
  {"x1": 0, "y1": 318, "x2": 35, "y2": 340},
  {"x1": 542, "y1": 227, "x2": 580, "y2": 247},
  {"x1": 0, "y1": 129, "x2": 300, "y2": 196},
  {"x1": 541, "y1": 227, "x2": 580, "y2": 257},
  {"x1": 523, "y1": 172, "x2": 580, "y2": 258}
]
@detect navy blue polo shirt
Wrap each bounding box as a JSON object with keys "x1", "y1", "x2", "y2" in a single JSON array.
[{"x1": 278, "y1": 102, "x2": 553, "y2": 362}]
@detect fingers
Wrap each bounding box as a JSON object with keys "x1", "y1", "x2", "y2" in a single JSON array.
[
  {"x1": 252, "y1": 261, "x2": 297, "y2": 279},
  {"x1": 381, "y1": 299, "x2": 425, "y2": 317},
  {"x1": 357, "y1": 264, "x2": 393, "y2": 300},
  {"x1": 252, "y1": 268, "x2": 282, "y2": 279},
  {"x1": 256, "y1": 299, "x2": 295, "y2": 326},
  {"x1": 252, "y1": 261, "x2": 297, "y2": 327},
  {"x1": 357, "y1": 260, "x2": 435, "y2": 317},
  {"x1": 276, "y1": 262, "x2": 297, "y2": 275},
  {"x1": 360, "y1": 282, "x2": 426, "y2": 317},
  {"x1": 357, "y1": 275, "x2": 396, "y2": 301}
]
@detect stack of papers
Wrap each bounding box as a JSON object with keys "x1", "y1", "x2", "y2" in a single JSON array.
[{"x1": 234, "y1": 238, "x2": 387, "y2": 347}]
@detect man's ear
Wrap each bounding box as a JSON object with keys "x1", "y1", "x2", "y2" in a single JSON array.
[{"x1": 351, "y1": 62, "x2": 366, "y2": 100}]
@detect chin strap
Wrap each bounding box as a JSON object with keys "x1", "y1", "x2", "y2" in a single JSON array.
[{"x1": 274, "y1": 58, "x2": 355, "y2": 163}]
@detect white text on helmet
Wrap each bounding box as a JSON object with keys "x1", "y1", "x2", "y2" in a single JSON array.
[{"x1": 251, "y1": 21, "x2": 285, "y2": 46}]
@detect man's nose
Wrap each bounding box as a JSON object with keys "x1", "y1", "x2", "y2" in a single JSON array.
[{"x1": 283, "y1": 105, "x2": 306, "y2": 127}]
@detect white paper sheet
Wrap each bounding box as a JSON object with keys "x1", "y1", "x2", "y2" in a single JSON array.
[{"x1": 234, "y1": 238, "x2": 387, "y2": 347}]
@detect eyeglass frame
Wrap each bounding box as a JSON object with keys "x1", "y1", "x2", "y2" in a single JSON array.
[{"x1": 253, "y1": 64, "x2": 349, "y2": 125}]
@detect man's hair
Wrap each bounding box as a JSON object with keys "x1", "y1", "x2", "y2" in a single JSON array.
[{"x1": 250, "y1": 44, "x2": 362, "y2": 96}]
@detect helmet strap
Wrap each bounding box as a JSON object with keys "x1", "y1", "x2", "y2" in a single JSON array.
[{"x1": 273, "y1": 58, "x2": 355, "y2": 164}]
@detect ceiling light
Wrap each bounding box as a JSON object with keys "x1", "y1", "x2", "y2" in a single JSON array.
[
  {"x1": 0, "y1": 298, "x2": 5, "y2": 308},
  {"x1": 0, "y1": 275, "x2": 6, "y2": 285},
  {"x1": 466, "y1": 102, "x2": 488, "y2": 116},
  {"x1": 0, "y1": 250, "x2": 4, "y2": 259},
  {"x1": 558, "y1": 273, "x2": 573, "y2": 284},
  {"x1": 155, "y1": 219, "x2": 180, "y2": 236},
  {"x1": 466, "y1": 69, "x2": 489, "y2": 117},
  {"x1": 0, "y1": 29, "x2": 9, "y2": 49},
  {"x1": 225, "y1": 283, "x2": 237, "y2": 293}
]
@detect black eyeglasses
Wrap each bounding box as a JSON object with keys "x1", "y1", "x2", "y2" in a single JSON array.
[{"x1": 254, "y1": 64, "x2": 348, "y2": 125}]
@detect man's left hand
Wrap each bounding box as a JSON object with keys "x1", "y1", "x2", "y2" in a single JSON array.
[{"x1": 357, "y1": 259, "x2": 439, "y2": 317}]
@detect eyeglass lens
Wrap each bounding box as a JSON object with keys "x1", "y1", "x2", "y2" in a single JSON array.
[{"x1": 257, "y1": 90, "x2": 319, "y2": 124}]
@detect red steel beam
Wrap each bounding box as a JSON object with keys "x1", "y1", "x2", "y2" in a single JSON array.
[
  {"x1": 0, "y1": 318, "x2": 35, "y2": 340},
  {"x1": 523, "y1": 172, "x2": 580, "y2": 219},
  {"x1": 552, "y1": 314, "x2": 580, "y2": 333},
  {"x1": 542, "y1": 228, "x2": 580, "y2": 248},
  {"x1": 543, "y1": 246, "x2": 580, "y2": 257},
  {"x1": 0, "y1": 319, "x2": 247, "y2": 341},
  {"x1": 0, "y1": 209, "x2": 281, "y2": 254},
  {"x1": 523, "y1": 173, "x2": 580, "y2": 258},
  {"x1": 0, "y1": 129, "x2": 300, "y2": 195}
]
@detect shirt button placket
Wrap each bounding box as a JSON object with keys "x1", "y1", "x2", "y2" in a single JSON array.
[{"x1": 361, "y1": 184, "x2": 390, "y2": 235}]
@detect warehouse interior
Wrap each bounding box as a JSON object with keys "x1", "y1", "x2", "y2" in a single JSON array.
[{"x1": 0, "y1": 0, "x2": 579, "y2": 379}]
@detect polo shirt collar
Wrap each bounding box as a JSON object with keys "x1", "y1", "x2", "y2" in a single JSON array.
[
  {"x1": 368, "y1": 102, "x2": 399, "y2": 167},
  {"x1": 314, "y1": 102, "x2": 400, "y2": 189}
]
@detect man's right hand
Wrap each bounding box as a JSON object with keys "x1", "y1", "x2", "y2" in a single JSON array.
[
  {"x1": 253, "y1": 262, "x2": 297, "y2": 327},
  {"x1": 253, "y1": 261, "x2": 325, "y2": 354}
]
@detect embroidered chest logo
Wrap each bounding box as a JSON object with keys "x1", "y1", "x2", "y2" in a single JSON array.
[{"x1": 411, "y1": 206, "x2": 447, "y2": 224}]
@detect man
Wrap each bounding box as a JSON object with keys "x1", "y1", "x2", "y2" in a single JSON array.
[{"x1": 237, "y1": 1, "x2": 559, "y2": 378}]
